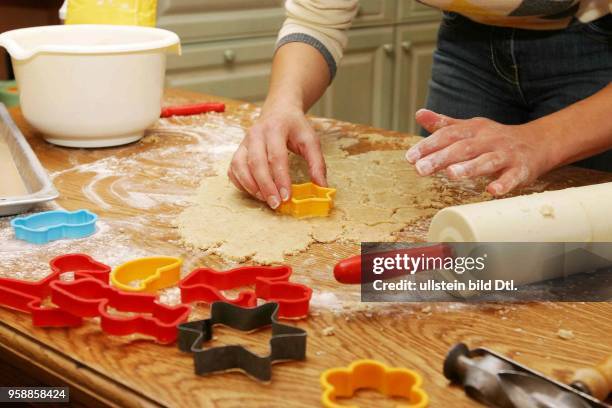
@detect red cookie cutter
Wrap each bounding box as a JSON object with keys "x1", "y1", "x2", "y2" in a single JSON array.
[
  {"x1": 255, "y1": 280, "x2": 313, "y2": 320},
  {"x1": 179, "y1": 265, "x2": 312, "y2": 319},
  {"x1": 50, "y1": 278, "x2": 191, "y2": 344},
  {"x1": 0, "y1": 286, "x2": 82, "y2": 327},
  {"x1": 0, "y1": 253, "x2": 110, "y2": 297},
  {"x1": 0, "y1": 253, "x2": 190, "y2": 343},
  {"x1": 0, "y1": 253, "x2": 111, "y2": 327}
]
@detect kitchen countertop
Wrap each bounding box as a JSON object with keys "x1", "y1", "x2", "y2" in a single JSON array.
[{"x1": 0, "y1": 88, "x2": 611, "y2": 407}]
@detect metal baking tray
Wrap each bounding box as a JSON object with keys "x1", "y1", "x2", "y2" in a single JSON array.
[{"x1": 0, "y1": 103, "x2": 58, "y2": 216}]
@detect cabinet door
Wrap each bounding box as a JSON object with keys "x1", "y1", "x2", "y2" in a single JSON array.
[
  {"x1": 392, "y1": 22, "x2": 439, "y2": 134},
  {"x1": 354, "y1": 0, "x2": 396, "y2": 27},
  {"x1": 158, "y1": 0, "x2": 395, "y2": 44},
  {"x1": 157, "y1": 0, "x2": 284, "y2": 44},
  {"x1": 165, "y1": 26, "x2": 397, "y2": 118},
  {"x1": 397, "y1": 0, "x2": 441, "y2": 23},
  {"x1": 165, "y1": 37, "x2": 276, "y2": 104},
  {"x1": 310, "y1": 27, "x2": 395, "y2": 129}
]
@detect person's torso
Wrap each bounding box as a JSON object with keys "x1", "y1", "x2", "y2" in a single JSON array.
[{"x1": 419, "y1": 0, "x2": 610, "y2": 29}]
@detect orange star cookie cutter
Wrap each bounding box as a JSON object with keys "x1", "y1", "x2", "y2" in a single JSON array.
[
  {"x1": 277, "y1": 182, "x2": 336, "y2": 218},
  {"x1": 111, "y1": 256, "x2": 182, "y2": 293},
  {"x1": 320, "y1": 359, "x2": 429, "y2": 408}
]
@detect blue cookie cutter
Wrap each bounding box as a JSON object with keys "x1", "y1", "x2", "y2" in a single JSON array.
[{"x1": 11, "y1": 209, "x2": 98, "y2": 244}]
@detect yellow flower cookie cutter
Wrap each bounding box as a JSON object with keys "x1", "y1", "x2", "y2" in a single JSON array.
[
  {"x1": 111, "y1": 256, "x2": 182, "y2": 293},
  {"x1": 277, "y1": 182, "x2": 336, "y2": 218},
  {"x1": 320, "y1": 359, "x2": 429, "y2": 408}
]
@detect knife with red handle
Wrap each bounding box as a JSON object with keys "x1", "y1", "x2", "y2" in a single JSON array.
[
  {"x1": 161, "y1": 102, "x2": 226, "y2": 118},
  {"x1": 333, "y1": 243, "x2": 453, "y2": 284}
]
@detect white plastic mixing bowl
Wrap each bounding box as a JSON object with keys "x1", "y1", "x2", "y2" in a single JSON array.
[{"x1": 0, "y1": 25, "x2": 180, "y2": 148}]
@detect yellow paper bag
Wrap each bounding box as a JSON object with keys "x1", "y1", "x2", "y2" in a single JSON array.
[{"x1": 66, "y1": 0, "x2": 157, "y2": 27}]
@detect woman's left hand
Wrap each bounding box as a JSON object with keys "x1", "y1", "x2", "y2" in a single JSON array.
[{"x1": 406, "y1": 109, "x2": 554, "y2": 196}]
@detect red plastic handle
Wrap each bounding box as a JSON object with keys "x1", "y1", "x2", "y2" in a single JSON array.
[
  {"x1": 334, "y1": 244, "x2": 452, "y2": 284},
  {"x1": 160, "y1": 102, "x2": 226, "y2": 117}
]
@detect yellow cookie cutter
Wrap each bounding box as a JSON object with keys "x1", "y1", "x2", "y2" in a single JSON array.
[
  {"x1": 320, "y1": 359, "x2": 429, "y2": 408},
  {"x1": 111, "y1": 256, "x2": 182, "y2": 293},
  {"x1": 277, "y1": 182, "x2": 336, "y2": 218}
]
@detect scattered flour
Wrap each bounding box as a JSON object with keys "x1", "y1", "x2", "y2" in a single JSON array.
[{"x1": 310, "y1": 291, "x2": 344, "y2": 312}]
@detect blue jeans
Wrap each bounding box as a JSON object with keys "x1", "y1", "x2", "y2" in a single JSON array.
[{"x1": 425, "y1": 13, "x2": 612, "y2": 172}]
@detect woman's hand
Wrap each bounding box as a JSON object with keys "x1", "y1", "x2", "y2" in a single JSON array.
[
  {"x1": 406, "y1": 109, "x2": 554, "y2": 196},
  {"x1": 228, "y1": 106, "x2": 327, "y2": 209}
]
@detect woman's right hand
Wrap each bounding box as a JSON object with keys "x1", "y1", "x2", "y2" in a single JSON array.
[{"x1": 228, "y1": 106, "x2": 327, "y2": 209}]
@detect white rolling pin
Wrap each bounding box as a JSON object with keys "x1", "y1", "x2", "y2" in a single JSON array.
[
  {"x1": 426, "y1": 182, "x2": 612, "y2": 295},
  {"x1": 427, "y1": 182, "x2": 612, "y2": 242}
]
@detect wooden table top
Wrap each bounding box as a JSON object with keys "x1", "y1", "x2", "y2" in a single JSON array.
[{"x1": 1, "y1": 89, "x2": 611, "y2": 407}]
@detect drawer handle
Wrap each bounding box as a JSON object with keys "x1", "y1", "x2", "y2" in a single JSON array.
[
  {"x1": 402, "y1": 41, "x2": 413, "y2": 52},
  {"x1": 382, "y1": 43, "x2": 394, "y2": 56},
  {"x1": 224, "y1": 49, "x2": 236, "y2": 64}
]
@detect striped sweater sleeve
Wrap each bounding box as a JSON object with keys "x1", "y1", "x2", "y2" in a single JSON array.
[{"x1": 276, "y1": 0, "x2": 359, "y2": 81}]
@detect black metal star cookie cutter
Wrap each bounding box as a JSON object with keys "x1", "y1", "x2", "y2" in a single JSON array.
[{"x1": 178, "y1": 301, "x2": 307, "y2": 382}]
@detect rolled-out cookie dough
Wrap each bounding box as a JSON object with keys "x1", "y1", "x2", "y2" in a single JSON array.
[{"x1": 177, "y1": 134, "x2": 438, "y2": 263}]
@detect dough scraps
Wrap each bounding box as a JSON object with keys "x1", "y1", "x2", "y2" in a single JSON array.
[{"x1": 177, "y1": 134, "x2": 438, "y2": 263}]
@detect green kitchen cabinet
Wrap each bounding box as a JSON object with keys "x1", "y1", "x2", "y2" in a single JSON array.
[
  {"x1": 310, "y1": 27, "x2": 395, "y2": 129},
  {"x1": 166, "y1": 26, "x2": 397, "y2": 130},
  {"x1": 158, "y1": 0, "x2": 396, "y2": 43},
  {"x1": 354, "y1": 0, "x2": 396, "y2": 27},
  {"x1": 392, "y1": 22, "x2": 440, "y2": 133},
  {"x1": 165, "y1": 37, "x2": 276, "y2": 103},
  {"x1": 397, "y1": 0, "x2": 442, "y2": 23},
  {"x1": 157, "y1": 0, "x2": 284, "y2": 44}
]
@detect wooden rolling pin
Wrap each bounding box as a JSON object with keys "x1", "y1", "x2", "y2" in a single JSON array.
[{"x1": 571, "y1": 355, "x2": 612, "y2": 401}]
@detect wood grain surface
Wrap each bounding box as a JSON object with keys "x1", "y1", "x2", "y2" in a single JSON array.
[{"x1": 0, "y1": 89, "x2": 611, "y2": 408}]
